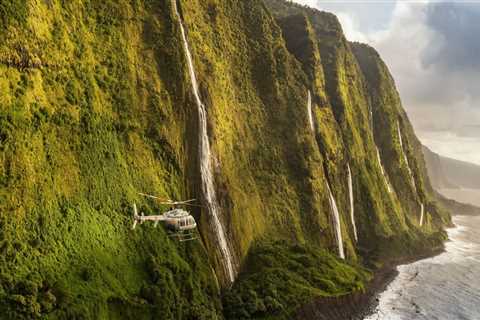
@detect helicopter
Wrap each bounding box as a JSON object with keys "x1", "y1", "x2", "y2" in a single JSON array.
[{"x1": 132, "y1": 193, "x2": 200, "y2": 242}]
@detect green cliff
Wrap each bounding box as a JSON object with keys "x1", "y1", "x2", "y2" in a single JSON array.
[{"x1": 0, "y1": 0, "x2": 451, "y2": 319}]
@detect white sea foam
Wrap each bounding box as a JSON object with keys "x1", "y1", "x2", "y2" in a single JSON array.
[{"x1": 365, "y1": 215, "x2": 480, "y2": 319}]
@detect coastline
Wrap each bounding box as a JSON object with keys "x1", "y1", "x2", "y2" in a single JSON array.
[{"x1": 293, "y1": 246, "x2": 446, "y2": 320}]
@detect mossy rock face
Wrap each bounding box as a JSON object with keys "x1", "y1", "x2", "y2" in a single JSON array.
[
  {"x1": 351, "y1": 42, "x2": 452, "y2": 230},
  {"x1": 0, "y1": 0, "x2": 451, "y2": 319},
  {"x1": 0, "y1": 0, "x2": 222, "y2": 318}
]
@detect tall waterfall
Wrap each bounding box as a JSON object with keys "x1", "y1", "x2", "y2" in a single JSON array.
[
  {"x1": 419, "y1": 202, "x2": 425, "y2": 227},
  {"x1": 173, "y1": 1, "x2": 235, "y2": 283},
  {"x1": 307, "y1": 90, "x2": 314, "y2": 132},
  {"x1": 375, "y1": 147, "x2": 392, "y2": 193},
  {"x1": 347, "y1": 164, "x2": 358, "y2": 242},
  {"x1": 397, "y1": 123, "x2": 417, "y2": 192},
  {"x1": 326, "y1": 182, "x2": 345, "y2": 259}
]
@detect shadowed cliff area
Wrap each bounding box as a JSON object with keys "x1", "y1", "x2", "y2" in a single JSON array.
[
  {"x1": 0, "y1": 0, "x2": 452, "y2": 319},
  {"x1": 422, "y1": 146, "x2": 480, "y2": 216},
  {"x1": 423, "y1": 145, "x2": 480, "y2": 190}
]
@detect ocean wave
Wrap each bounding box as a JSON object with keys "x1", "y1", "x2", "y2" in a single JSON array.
[{"x1": 365, "y1": 215, "x2": 480, "y2": 320}]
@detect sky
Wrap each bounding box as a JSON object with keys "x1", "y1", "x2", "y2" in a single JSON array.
[{"x1": 291, "y1": 0, "x2": 480, "y2": 165}]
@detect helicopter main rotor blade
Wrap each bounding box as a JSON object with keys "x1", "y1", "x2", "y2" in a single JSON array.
[
  {"x1": 138, "y1": 192, "x2": 171, "y2": 202},
  {"x1": 158, "y1": 199, "x2": 196, "y2": 205},
  {"x1": 138, "y1": 193, "x2": 197, "y2": 205}
]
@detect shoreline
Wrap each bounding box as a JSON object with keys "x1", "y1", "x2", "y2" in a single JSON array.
[{"x1": 294, "y1": 246, "x2": 445, "y2": 320}]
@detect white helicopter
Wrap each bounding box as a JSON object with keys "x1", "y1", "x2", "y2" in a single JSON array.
[{"x1": 133, "y1": 193, "x2": 200, "y2": 242}]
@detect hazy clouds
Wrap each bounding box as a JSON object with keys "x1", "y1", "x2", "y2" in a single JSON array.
[
  {"x1": 423, "y1": 3, "x2": 480, "y2": 72},
  {"x1": 291, "y1": 0, "x2": 480, "y2": 164}
]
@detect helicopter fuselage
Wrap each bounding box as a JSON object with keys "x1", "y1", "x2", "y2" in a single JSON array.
[{"x1": 132, "y1": 205, "x2": 197, "y2": 231}]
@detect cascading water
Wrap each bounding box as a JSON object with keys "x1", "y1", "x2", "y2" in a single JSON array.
[
  {"x1": 397, "y1": 123, "x2": 425, "y2": 226},
  {"x1": 347, "y1": 164, "x2": 358, "y2": 242},
  {"x1": 173, "y1": 0, "x2": 236, "y2": 283},
  {"x1": 307, "y1": 90, "x2": 314, "y2": 132},
  {"x1": 371, "y1": 109, "x2": 393, "y2": 194},
  {"x1": 375, "y1": 147, "x2": 392, "y2": 193},
  {"x1": 397, "y1": 122, "x2": 404, "y2": 149},
  {"x1": 326, "y1": 182, "x2": 345, "y2": 259},
  {"x1": 369, "y1": 106, "x2": 374, "y2": 130},
  {"x1": 419, "y1": 202, "x2": 425, "y2": 227},
  {"x1": 397, "y1": 123, "x2": 417, "y2": 192}
]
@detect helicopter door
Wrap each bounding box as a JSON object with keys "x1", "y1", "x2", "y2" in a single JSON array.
[{"x1": 179, "y1": 218, "x2": 186, "y2": 230}]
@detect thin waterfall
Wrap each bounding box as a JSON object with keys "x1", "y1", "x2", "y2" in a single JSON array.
[
  {"x1": 369, "y1": 106, "x2": 374, "y2": 130},
  {"x1": 347, "y1": 164, "x2": 358, "y2": 242},
  {"x1": 375, "y1": 147, "x2": 392, "y2": 193},
  {"x1": 397, "y1": 124, "x2": 424, "y2": 226},
  {"x1": 326, "y1": 182, "x2": 345, "y2": 259},
  {"x1": 173, "y1": 0, "x2": 235, "y2": 283},
  {"x1": 371, "y1": 109, "x2": 392, "y2": 194},
  {"x1": 307, "y1": 90, "x2": 314, "y2": 132},
  {"x1": 419, "y1": 203, "x2": 425, "y2": 227},
  {"x1": 397, "y1": 123, "x2": 417, "y2": 192}
]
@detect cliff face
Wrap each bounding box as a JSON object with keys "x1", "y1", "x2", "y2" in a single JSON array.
[
  {"x1": 0, "y1": 0, "x2": 450, "y2": 319},
  {"x1": 422, "y1": 145, "x2": 458, "y2": 189},
  {"x1": 423, "y1": 145, "x2": 480, "y2": 190},
  {"x1": 422, "y1": 146, "x2": 480, "y2": 216},
  {"x1": 349, "y1": 42, "x2": 451, "y2": 231}
]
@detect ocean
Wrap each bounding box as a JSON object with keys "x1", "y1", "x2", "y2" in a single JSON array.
[{"x1": 365, "y1": 214, "x2": 480, "y2": 320}]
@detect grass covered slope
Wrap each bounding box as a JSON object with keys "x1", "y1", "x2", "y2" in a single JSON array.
[
  {"x1": 0, "y1": 0, "x2": 365, "y2": 318},
  {"x1": 351, "y1": 42, "x2": 451, "y2": 231},
  {"x1": 223, "y1": 241, "x2": 371, "y2": 320},
  {"x1": 264, "y1": 0, "x2": 448, "y2": 261},
  {"x1": 0, "y1": 0, "x2": 452, "y2": 319},
  {"x1": 0, "y1": 1, "x2": 223, "y2": 318}
]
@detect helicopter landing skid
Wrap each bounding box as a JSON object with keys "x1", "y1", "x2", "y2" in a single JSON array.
[{"x1": 168, "y1": 232, "x2": 198, "y2": 242}]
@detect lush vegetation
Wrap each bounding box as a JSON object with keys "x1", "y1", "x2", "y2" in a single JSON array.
[
  {"x1": 223, "y1": 241, "x2": 371, "y2": 319},
  {"x1": 0, "y1": 1, "x2": 221, "y2": 319},
  {"x1": 0, "y1": 0, "x2": 451, "y2": 319}
]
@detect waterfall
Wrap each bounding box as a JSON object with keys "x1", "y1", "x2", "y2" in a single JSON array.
[
  {"x1": 375, "y1": 147, "x2": 392, "y2": 193},
  {"x1": 369, "y1": 106, "x2": 374, "y2": 130},
  {"x1": 326, "y1": 182, "x2": 345, "y2": 259},
  {"x1": 397, "y1": 123, "x2": 417, "y2": 192},
  {"x1": 173, "y1": 0, "x2": 236, "y2": 283},
  {"x1": 347, "y1": 164, "x2": 358, "y2": 242},
  {"x1": 307, "y1": 90, "x2": 314, "y2": 132},
  {"x1": 419, "y1": 203, "x2": 425, "y2": 227}
]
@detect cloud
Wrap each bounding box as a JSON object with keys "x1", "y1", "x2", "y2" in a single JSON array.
[
  {"x1": 334, "y1": 11, "x2": 368, "y2": 42},
  {"x1": 422, "y1": 3, "x2": 480, "y2": 71},
  {"x1": 420, "y1": 130, "x2": 480, "y2": 165},
  {"x1": 316, "y1": 1, "x2": 396, "y2": 34}
]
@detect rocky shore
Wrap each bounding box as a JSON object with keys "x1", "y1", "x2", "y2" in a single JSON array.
[{"x1": 294, "y1": 247, "x2": 446, "y2": 320}]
